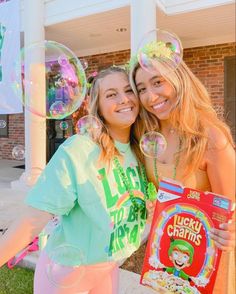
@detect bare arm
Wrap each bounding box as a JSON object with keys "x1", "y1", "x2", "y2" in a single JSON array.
[
  {"x1": 205, "y1": 128, "x2": 235, "y2": 199},
  {"x1": 205, "y1": 128, "x2": 235, "y2": 250},
  {"x1": 0, "y1": 206, "x2": 52, "y2": 267}
]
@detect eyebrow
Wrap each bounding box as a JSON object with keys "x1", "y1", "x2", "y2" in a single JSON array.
[
  {"x1": 136, "y1": 75, "x2": 162, "y2": 87},
  {"x1": 124, "y1": 84, "x2": 132, "y2": 89},
  {"x1": 104, "y1": 88, "x2": 117, "y2": 93},
  {"x1": 104, "y1": 84, "x2": 131, "y2": 93}
]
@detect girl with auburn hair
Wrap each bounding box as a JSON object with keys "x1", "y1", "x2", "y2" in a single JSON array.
[
  {"x1": 0, "y1": 66, "x2": 149, "y2": 294},
  {"x1": 129, "y1": 51, "x2": 235, "y2": 293}
]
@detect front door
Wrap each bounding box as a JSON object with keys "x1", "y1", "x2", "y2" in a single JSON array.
[{"x1": 46, "y1": 118, "x2": 74, "y2": 162}]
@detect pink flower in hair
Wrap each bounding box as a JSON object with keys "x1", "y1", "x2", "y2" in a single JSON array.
[{"x1": 91, "y1": 71, "x2": 98, "y2": 77}]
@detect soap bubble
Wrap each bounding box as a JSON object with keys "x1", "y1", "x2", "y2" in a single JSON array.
[
  {"x1": 47, "y1": 244, "x2": 85, "y2": 289},
  {"x1": 137, "y1": 29, "x2": 183, "y2": 75},
  {"x1": 140, "y1": 131, "x2": 167, "y2": 158},
  {"x1": 12, "y1": 145, "x2": 25, "y2": 160},
  {"x1": 76, "y1": 115, "x2": 102, "y2": 140},
  {"x1": 12, "y1": 40, "x2": 87, "y2": 119},
  {"x1": 59, "y1": 121, "x2": 69, "y2": 130},
  {"x1": 0, "y1": 120, "x2": 7, "y2": 129}
]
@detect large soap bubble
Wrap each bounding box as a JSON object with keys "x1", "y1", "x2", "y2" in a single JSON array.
[
  {"x1": 137, "y1": 29, "x2": 183, "y2": 75},
  {"x1": 46, "y1": 244, "x2": 86, "y2": 289},
  {"x1": 12, "y1": 40, "x2": 87, "y2": 119}
]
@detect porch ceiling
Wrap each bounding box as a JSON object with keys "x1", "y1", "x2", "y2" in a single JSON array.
[{"x1": 43, "y1": 3, "x2": 235, "y2": 57}]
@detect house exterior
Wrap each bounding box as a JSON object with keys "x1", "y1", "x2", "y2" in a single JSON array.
[{"x1": 0, "y1": 0, "x2": 235, "y2": 186}]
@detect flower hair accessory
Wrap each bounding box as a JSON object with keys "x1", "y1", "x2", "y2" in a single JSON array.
[
  {"x1": 91, "y1": 71, "x2": 98, "y2": 77},
  {"x1": 127, "y1": 28, "x2": 183, "y2": 73},
  {"x1": 141, "y1": 41, "x2": 176, "y2": 60},
  {"x1": 127, "y1": 40, "x2": 177, "y2": 71}
]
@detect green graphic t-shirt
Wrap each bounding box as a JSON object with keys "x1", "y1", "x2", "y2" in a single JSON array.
[{"x1": 25, "y1": 135, "x2": 147, "y2": 266}]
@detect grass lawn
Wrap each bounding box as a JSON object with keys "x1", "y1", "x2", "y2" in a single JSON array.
[{"x1": 0, "y1": 265, "x2": 34, "y2": 294}]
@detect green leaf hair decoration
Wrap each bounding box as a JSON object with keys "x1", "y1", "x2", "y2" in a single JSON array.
[{"x1": 86, "y1": 82, "x2": 92, "y2": 89}]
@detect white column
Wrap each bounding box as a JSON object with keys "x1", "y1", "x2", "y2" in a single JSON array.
[
  {"x1": 130, "y1": 0, "x2": 157, "y2": 55},
  {"x1": 11, "y1": 0, "x2": 46, "y2": 189},
  {"x1": 130, "y1": 0, "x2": 156, "y2": 244}
]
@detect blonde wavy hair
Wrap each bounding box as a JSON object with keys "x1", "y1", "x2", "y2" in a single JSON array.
[
  {"x1": 129, "y1": 60, "x2": 234, "y2": 177},
  {"x1": 89, "y1": 66, "x2": 144, "y2": 165}
]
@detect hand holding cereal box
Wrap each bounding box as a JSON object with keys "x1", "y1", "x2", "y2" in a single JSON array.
[{"x1": 140, "y1": 179, "x2": 234, "y2": 294}]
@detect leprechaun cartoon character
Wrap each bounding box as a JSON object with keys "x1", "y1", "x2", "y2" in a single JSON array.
[
  {"x1": 151, "y1": 238, "x2": 208, "y2": 287},
  {"x1": 0, "y1": 22, "x2": 6, "y2": 81},
  {"x1": 164, "y1": 238, "x2": 194, "y2": 281}
]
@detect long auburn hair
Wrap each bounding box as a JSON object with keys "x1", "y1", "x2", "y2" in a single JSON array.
[
  {"x1": 89, "y1": 66, "x2": 144, "y2": 165},
  {"x1": 129, "y1": 60, "x2": 234, "y2": 176}
]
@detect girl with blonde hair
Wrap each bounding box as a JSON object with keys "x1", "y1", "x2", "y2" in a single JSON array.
[
  {"x1": 0, "y1": 66, "x2": 149, "y2": 294},
  {"x1": 129, "y1": 49, "x2": 235, "y2": 293}
]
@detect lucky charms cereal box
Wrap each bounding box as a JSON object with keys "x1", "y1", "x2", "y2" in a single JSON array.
[{"x1": 140, "y1": 179, "x2": 234, "y2": 294}]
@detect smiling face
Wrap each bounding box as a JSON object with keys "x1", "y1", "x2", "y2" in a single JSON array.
[
  {"x1": 98, "y1": 72, "x2": 139, "y2": 135},
  {"x1": 169, "y1": 250, "x2": 191, "y2": 270},
  {"x1": 135, "y1": 67, "x2": 178, "y2": 121}
]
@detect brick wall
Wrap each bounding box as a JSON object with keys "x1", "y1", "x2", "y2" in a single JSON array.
[
  {"x1": 84, "y1": 49, "x2": 130, "y2": 75},
  {"x1": 183, "y1": 43, "x2": 236, "y2": 118},
  {"x1": 0, "y1": 113, "x2": 24, "y2": 159},
  {"x1": 0, "y1": 43, "x2": 235, "y2": 159}
]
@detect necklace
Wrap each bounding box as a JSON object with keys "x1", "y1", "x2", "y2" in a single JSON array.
[
  {"x1": 153, "y1": 137, "x2": 182, "y2": 186},
  {"x1": 118, "y1": 145, "x2": 130, "y2": 154},
  {"x1": 113, "y1": 157, "x2": 157, "y2": 210},
  {"x1": 115, "y1": 141, "x2": 130, "y2": 155}
]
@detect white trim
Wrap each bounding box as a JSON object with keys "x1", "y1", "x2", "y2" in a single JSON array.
[{"x1": 156, "y1": 0, "x2": 235, "y2": 15}]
